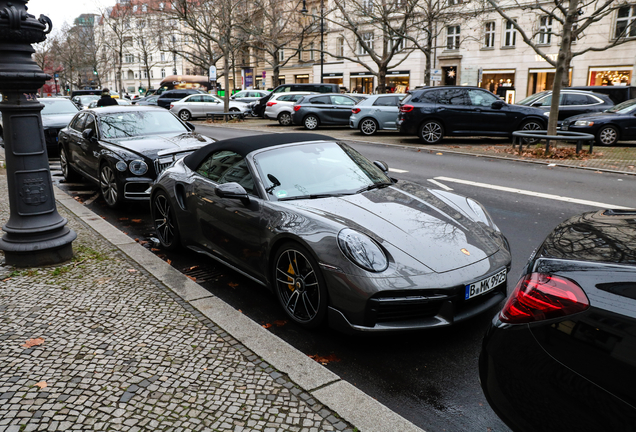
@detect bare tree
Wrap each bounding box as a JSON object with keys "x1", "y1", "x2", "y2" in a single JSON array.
[
  {"x1": 99, "y1": 2, "x2": 135, "y2": 96},
  {"x1": 485, "y1": 0, "x2": 634, "y2": 134},
  {"x1": 130, "y1": 14, "x2": 162, "y2": 91},
  {"x1": 326, "y1": 0, "x2": 421, "y2": 93},
  {"x1": 51, "y1": 24, "x2": 85, "y2": 93}
]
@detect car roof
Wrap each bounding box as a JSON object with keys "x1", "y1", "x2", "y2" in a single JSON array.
[
  {"x1": 87, "y1": 105, "x2": 166, "y2": 115},
  {"x1": 183, "y1": 133, "x2": 336, "y2": 170},
  {"x1": 272, "y1": 92, "x2": 315, "y2": 98}
]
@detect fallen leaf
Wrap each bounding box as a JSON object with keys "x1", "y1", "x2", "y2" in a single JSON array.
[
  {"x1": 127, "y1": 269, "x2": 138, "y2": 273},
  {"x1": 22, "y1": 338, "x2": 45, "y2": 348},
  {"x1": 228, "y1": 282, "x2": 238, "y2": 288},
  {"x1": 167, "y1": 259, "x2": 172, "y2": 265},
  {"x1": 308, "y1": 354, "x2": 341, "y2": 365},
  {"x1": 262, "y1": 323, "x2": 272, "y2": 329},
  {"x1": 2, "y1": 278, "x2": 11, "y2": 282},
  {"x1": 238, "y1": 309, "x2": 243, "y2": 313},
  {"x1": 151, "y1": 248, "x2": 161, "y2": 252},
  {"x1": 132, "y1": 219, "x2": 143, "y2": 223},
  {"x1": 273, "y1": 320, "x2": 287, "y2": 327},
  {"x1": 134, "y1": 238, "x2": 140, "y2": 242},
  {"x1": 436, "y1": 152, "x2": 443, "y2": 155},
  {"x1": 119, "y1": 217, "x2": 129, "y2": 221},
  {"x1": 203, "y1": 367, "x2": 207, "y2": 371},
  {"x1": 186, "y1": 275, "x2": 196, "y2": 281},
  {"x1": 35, "y1": 381, "x2": 47, "y2": 389},
  {"x1": 139, "y1": 240, "x2": 149, "y2": 245},
  {"x1": 188, "y1": 265, "x2": 199, "y2": 271}
]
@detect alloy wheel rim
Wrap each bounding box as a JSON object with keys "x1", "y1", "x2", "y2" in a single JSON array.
[
  {"x1": 60, "y1": 149, "x2": 69, "y2": 177},
  {"x1": 305, "y1": 116, "x2": 318, "y2": 129},
  {"x1": 275, "y1": 249, "x2": 320, "y2": 322},
  {"x1": 180, "y1": 111, "x2": 190, "y2": 121},
  {"x1": 100, "y1": 165, "x2": 118, "y2": 206},
  {"x1": 361, "y1": 119, "x2": 376, "y2": 135},
  {"x1": 522, "y1": 122, "x2": 542, "y2": 131},
  {"x1": 423, "y1": 123, "x2": 441, "y2": 142},
  {"x1": 600, "y1": 128, "x2": 617, "y2": 145},
  {"x1": 154, "y1": 195, "x2": 175, "y2": 246},
  {"x1": 280, "y1": 113, "x2": 291, "y2": 125}
]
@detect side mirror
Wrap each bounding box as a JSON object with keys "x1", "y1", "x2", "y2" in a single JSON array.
[
  {"x1": 373, "y1": 160, "x2": 389, "y2": 173},
  {"x1": 215, "y1": 182, "x2": 249, "y2": 202},
  {"x1": 230, "y1": 95, "x2": 236, "y2": 100},
  {"x1": 491, "y1": 100, "x2": 505, "y2": 109},
  {"x1": 82, "y1": 128, "x2": 96, "y2": 141},
  {"x1": 185, "y1": 121, "x2": 195, "y2": 131},
  {"x1": 530, "y1": 101, "x2": 542, "y2": 108}
]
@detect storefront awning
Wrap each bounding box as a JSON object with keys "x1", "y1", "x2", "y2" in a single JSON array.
[
  {"x1": 588, "y1": 66, "x2": 633, "y2": 72},
  {"x1": 351, "y1": 72, "x2": 375, "y2": 78},
  {"x1": 482, "y1": 69, "x2": 515, "y2": 74}
]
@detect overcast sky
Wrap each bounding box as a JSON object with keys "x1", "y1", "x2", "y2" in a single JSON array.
[{"x1": 27, "y1": 0, "x2": 116, "y2": 32}]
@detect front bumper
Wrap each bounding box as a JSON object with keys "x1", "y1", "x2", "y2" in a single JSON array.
[{"x1": 123, "y1": 177, "x2": 153, "y2": 200}]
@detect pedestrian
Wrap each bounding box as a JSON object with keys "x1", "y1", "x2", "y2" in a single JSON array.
[{"x1": 96, "y1": 88, "x2": 118, "y2": 107}]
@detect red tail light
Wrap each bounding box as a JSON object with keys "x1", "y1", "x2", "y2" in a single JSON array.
[
  {"x1": 399, "y1": 104, "x2": 414, "y2": 113},
  {"x1": 293, "y1": 105, "x2": 301, "y2": 112},
  {"x1": 352, "y1": 108, "x2": 361, "y2": 114},
  {"x1": 170, "y1": 104, "x2": 174, "y2": 109},
  {"x1": 499, "y1": 273, "x2": 589, "y2": 324},
  {"x1": 266, "y1": 101, "x2": 277, "y2": 107}
]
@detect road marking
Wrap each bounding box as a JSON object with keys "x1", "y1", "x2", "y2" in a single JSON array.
[
  {"x1": 83, "y1": 193, "x2": 100, "y2": 206},
  {"x1": 389, "y1": 168, "x2": 408, "y2": 173},
  {"x1": 427, "y1": 179, "x2": 453, "y2": 191},
  {"x1": 434, "y1": 176, "x2": 633, "y2": 210}
]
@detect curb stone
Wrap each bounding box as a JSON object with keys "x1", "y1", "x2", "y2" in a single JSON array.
[{"x1": 52, "y1": 186, "x2": 425, "y2": 432}]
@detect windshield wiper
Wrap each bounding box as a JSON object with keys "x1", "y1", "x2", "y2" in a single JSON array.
[
  {"x1": 355, "y1": 182, "x2": 393, "y2": 194},
  {"x1": 279, "y1": 193, "x2": 345, "y2": 201}
]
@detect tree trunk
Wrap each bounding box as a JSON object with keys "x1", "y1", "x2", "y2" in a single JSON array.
[
  {"x1": 425, "y1": 24, "x2": 433, "y2": 86},
  {"x1": 273, "y1": 57, "x2": 280, "y2": 88},
  {"x1": 223, "y1": 51, "x2": 230, "y2": 111},
  {"x1": 377, "y1": 67, "x2": 387, "y2": 94}
]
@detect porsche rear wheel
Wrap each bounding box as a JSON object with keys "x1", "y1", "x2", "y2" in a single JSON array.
[
  {"x1": 273, "y1": 243, "x2": 327, "y2": 328},
  {"x1": 152, "y1": 190, "x2": 180, "y2": 250}
]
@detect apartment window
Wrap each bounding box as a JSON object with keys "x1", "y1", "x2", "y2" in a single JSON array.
[
  {"x1": 504, "y1": 19, "x2": 517, "y2": 46},
  {"x1": 159, "y1": 2, "x2": 164, "y2": 9},
  {"x1": 278, "y1": 48, "x2": 285, "y2": 62},
  {"x1": 161, "y1": 68, "x2": 166, "y2": 78},
  {"x1": 538, "y1": 16, "x2": 553, "y2": 44},
  {"x1": 150, "y1": 69, "x2": 154, "y2": 78},
  {"x1": 337, "y1": 37, "x2": 344, "y2": 57},
  {"x1": 615, "y1": 6, "x2": 636, "y2": 38},
  {"x1": 310, "y1": 42, "x2": 315, "y2": 60},
  {"x1": 484, "y1": 22, "x2": 495, "y2": 47},
  {"x1": 357, "y1": 32, "x2": 374, "y2": 55},
  {"x1": 362, "y1": 0, "x2": 373, "y2": 13},
  {"x1": 186, "y1": 68, "x2": 191, "y2": 75},
  {"x1": 125, "y1": 53, "x2": 134, "y2": 63},
  {"x1": 390, "y1": 34, "x2": 405, "y2": 52},
  {"x1": 143, "y1": 70, "x2": 147, "y2": 79},
  {"x1": 161, "y1": 52, "x2": 166, "y2": 62},
  {"x1": 446, "y1": 26, "x2": 460, "y2": 49},
  {"x1": 142, "y1": 4, "x2": 147, "y2": 12},
  {"x1": 133, "y1": 5, "x2": 138, "y2": 12},
  {"x1": 448, "y1": 0, "x2": 462, "y2": 5}
]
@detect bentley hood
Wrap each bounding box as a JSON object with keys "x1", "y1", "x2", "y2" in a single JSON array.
[
  {"x1": 104, "y1": 132, "x2": 214, "y2": 160},
  {"x1": 288, "y1": 182, "x2": 503, "y2": 273}
]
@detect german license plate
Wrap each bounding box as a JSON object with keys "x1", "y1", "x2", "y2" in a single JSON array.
[{"x1": 465, "y1": 269, "x2": 506, "y2": 300}]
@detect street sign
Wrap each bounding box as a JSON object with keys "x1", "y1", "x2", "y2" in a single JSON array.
[
  {"x1": 54, "y1": 73, "x2": 59, "y2": 78},
  {"x1": 209, "y1": 66, "x2": 217, "y2": 81},
  {"x1": 262, "y1": 71, "x2": 266, "y2": 79},
  {"x1": 431, "y1": 69, "x2": 442, "y2": 82}
]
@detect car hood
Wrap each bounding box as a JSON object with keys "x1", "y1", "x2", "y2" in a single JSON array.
[
  {"x1": 287, "y1": 182, "x2": 502, "y2": 273},
  {"x1": 103, "y1": 132, "x2": 214, "y2": 159},
  {"x1": 563, "y1": 111, "x2": 616, "y2": 123},
  {"x1": 42, "y1": 113, "x2": 77, "y2": 128}
]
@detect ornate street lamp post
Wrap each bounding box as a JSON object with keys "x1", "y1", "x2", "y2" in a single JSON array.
[{"x1": 0, "y1": 0, "x2": 76, "y2": 267}]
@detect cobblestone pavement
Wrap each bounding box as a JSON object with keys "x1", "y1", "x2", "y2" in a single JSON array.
[
  {"x1": 0, "y1": 171, "x2": 355, "y2": 432},
  {"x1": 197, "y1": 119, "x2": 636, "y2": 175}
]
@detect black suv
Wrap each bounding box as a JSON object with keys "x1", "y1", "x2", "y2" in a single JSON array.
[
  {"x1": 398, "y1": 86, "x2": 547, "y2": 144},
  {"x1": 157, "y1": 89, "x2": 206, "y2": 109},
  {"x1": 253, "y1": 83, "x2": 340, "y2": 117}
]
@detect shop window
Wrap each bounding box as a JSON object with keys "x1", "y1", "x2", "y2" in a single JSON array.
[
  {"x1": 504, "y1": 20, "x2": 517, "y2": 46},
  {"x1": 484, "y1": 22, "x2": 495, "y2": 47},
  {"x1": 615, "y1": 6, "x2": 636, "y2": 38},
  {"x1": 588, "y1": 68, "x2": 632, "y2": 86},
  {"x1": 538, "y1": 16, "x2": 553, "y2": 44},
  {"x1": 446, "y1": 26, "x2": 460, "y2": 49}
]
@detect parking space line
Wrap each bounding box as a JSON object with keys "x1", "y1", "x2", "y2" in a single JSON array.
[
  {"x1": 389, "y1": 168, "x2": 408, "y2": 173},
  {"x1": 434, "y1": 176, "x2": 633, "y2": 210},
  {"x1": 427, "y1": 179, "x2": 453, "y2": 191}
]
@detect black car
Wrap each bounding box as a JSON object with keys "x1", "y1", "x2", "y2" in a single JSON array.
[
  {"x1": 291, "y1": 93, "x2": 358, "y2": 129},
  {"x1": 252, "y1": 83, "x2": 340, "y2": 117},
  {"x1": 58, "y1": 106, "x2": 215, "y2": 207},
  {"x1": 151, "y1": 133, "x2": 511, "y2": 332},
  {"x1": 569, "y1": 85, "x2": 636, "y2": 104},
  {"x1": 516, "y1": 89, "x2": 615, "y2": 121},
  {"x1": 397, "y1": 86, "x2": 548, "y2": 144},
  {"x1": 157, "y1": 89, "x2": 206, "y2": 109},
  {"x1": 561, "y1": 98, "x2": 636, "y2": 146},
  {"x1": 480, "y1": 209, "x2": 636, "y2": 432}
]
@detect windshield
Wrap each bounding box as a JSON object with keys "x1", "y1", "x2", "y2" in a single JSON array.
[
  {"x1": 78, "y1": 95, "x2": 100, "y2": 105},
  {"x1": 99, "y1": 110, "x2": 187, "y2": 139},
  {"x1": 41, "y1": 99, "x2": 79, "y2": 115},
  {"x1": 253, "y1": 141, "x2": 391, "y2": 201},
  {"x1": 606, "y1": 99, "x2": 636, "y2": 114},
  {"x1": 517, "y1": 92, "x2": 548, "y2": 106}
]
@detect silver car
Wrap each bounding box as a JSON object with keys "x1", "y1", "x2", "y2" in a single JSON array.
[
  {"x1": 231, "y1": 90, "x2": 270, "y2": 103},
  {"x1": 349, "y1": 94, "x2": 406, "y2": 135},
  {"x1": 264, "y1": 91, "x2": 315, "y2": 126},
  {"x1": 169, "y1": 94, "x2": 249, "y2": 121}
]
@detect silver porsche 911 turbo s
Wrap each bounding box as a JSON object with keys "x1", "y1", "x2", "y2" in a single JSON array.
[{"x1": 150, "y1": 133, "x2": 512, "y2": 333}]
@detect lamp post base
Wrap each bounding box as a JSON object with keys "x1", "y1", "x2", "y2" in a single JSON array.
[{"x1": 0, "y1": 225, "x2": 77, "y2": 267}]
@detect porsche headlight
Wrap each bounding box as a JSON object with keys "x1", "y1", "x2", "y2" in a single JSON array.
[
  {"x1": 337, "y1": 228, "x2": 388, "y2": 272},
  {"x1": 467, "y1": 199, "x2": 495, "y2": 228},
  {"x1": 129, "y1": 159, "x2": 148, "y2": 176},
  {"x1": 574, "y1": 120, "x2": 594, "y2": 127}
]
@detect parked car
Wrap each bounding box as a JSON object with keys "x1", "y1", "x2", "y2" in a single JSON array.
[
  {"x1": 252, "y1": 83, "x2": 340, "y2": 117},
  {"x1": 88, "y1": 98, "x2": 132, "y2": 108},
  {"x1": 516, "y1": 89, "x2": 614, "y2": 121},
  {"x1": 157, "y1": 89, "x2": 206, "y2": 109},
  {"x1": 231, "y1": 90, "x2": 270, "y2": 103},
  {"x1": 397, "y1": 86, "x2": 548, "y2": 144},
  {"x1": 344, "y1": 93, "x2": 371, "y2": 103},
  {"x1": 72, "y1": 94, "x2": 100, "y2": 109},
  {"x1": 569, "y1": 85, "x2": 636, "y2": 104},
  {"x1": 132, "y1": 95, "x2": 159, "y2": 106},
  {"x1": 169, "y1": 94, "x2": 249, "y2": 121},
  {"x1": 480, "y1": 209, "x2": 636, "y2": 432},
  {"x1": 291, "y1": 94, "x2": 359, "y2": 129},
  {"x1": 560, "y1": 98, "x2": 636, "y2": 146},
  {"x1": 58, "y1": 106, "x2": 215, "y2": 207},
  {"x1": 264, "y1": 92, "x2": 315, "y2": 126},
  {"x1": 349, "y1": 94, "x2": 406, "y2": 135},
  {"x1": 39, "y1": 97, "x2": 81, "y2": 156},
  {"x1": 150, "y1": 133, "x2": 511, "y2": 331}
]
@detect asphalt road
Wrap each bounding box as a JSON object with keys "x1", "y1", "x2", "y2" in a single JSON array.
[{"x1": 51, "y1": 125, "x2": 636, "y2": 432}]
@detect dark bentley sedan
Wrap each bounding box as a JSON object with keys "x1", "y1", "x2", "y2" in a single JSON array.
[
  {"x1": 561, "y1": 98, "x2": 636, "y2": 146},
  {"x1": 291, "y1": 94, "x2": 359, "y2": 129},
  {"x1": 516, "y1": 89, "x2": 614, "y2": 121},
  {"x1": 59, "y1": 106, "x2": 215, "y2": 207},
  {"x1": 397, "y1": 86, "x2": 547, "y2": 144},
  {"x1": 151, "y1": 133, "x2": 512, "y2": 332},
  {"x1": 480, "y1": 209, "x2": 636, "y2": 432}
]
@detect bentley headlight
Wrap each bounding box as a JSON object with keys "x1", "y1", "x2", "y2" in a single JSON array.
[
  {"x1": 467, "y1": 199, "x2": 495, "y2": 228},
  {"x1": 115, "y1": 161, "x2": 128, "y2": 172},
  {"x1": 574, "y1": 120, "x2": 594, "y2": 127},
  {"x1": 129, "y1": 159, "x2": 148, "y2": 175},
  {"x1": 337, "y1": 228, "x2": 388, "y2": 272}
]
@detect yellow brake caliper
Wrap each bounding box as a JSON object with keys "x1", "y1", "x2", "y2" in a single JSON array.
[{"x1": 287, "y1": 261, "x2": 295, "y2": 291}]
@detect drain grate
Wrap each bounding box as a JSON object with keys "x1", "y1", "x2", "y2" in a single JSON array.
[{"x1": 181, "y1": 265, "x2": 225, "y2": 283}]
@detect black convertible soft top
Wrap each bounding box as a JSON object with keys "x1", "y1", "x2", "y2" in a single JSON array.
[{"x1": 183, "y1": 133, "x2": 335, "y2": 170}]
